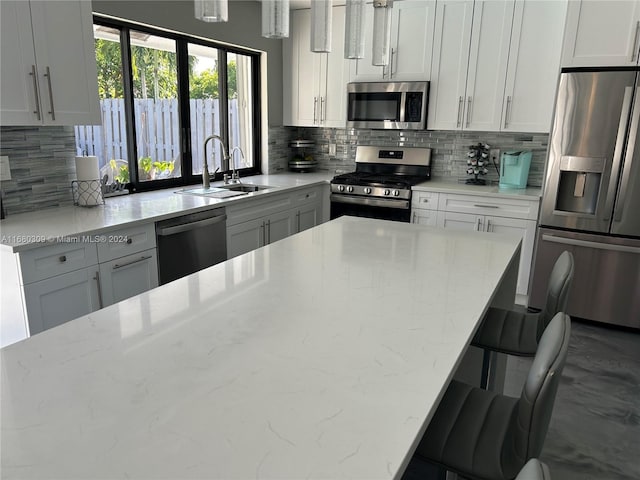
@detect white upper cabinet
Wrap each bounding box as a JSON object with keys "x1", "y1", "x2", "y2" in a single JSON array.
[
  {"x1": 0, "y1": 0, "x2": 101, "y2": 126},
  {"x1": 464, "y1": 0, "x2": 514, "y2": 131},
  {"x1": 351, "y1": 0, "x2": 436, "y2": 82},
  {"x1": 502, "y1": 0, "x2": 567, "y2": 133},
  {"x1": 428, "y1": 0, "x2": 513, "y2": 131},
  {"x1": 283, "y1": 6, "x2": 349, "y2": 127},
  {"x1": 429, "y1": 0, "x2": 566, "y2": 133},
  {"x1": 562, "y1": 0, "x2": 640, "y2": 67}
]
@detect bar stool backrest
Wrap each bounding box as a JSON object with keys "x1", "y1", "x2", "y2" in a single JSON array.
[
  {"x1": 503, "y1": 312, "x2": 571, "y2": 476},
  {"x1": 539, "y1": 251, "x2": 574, "y2": 339}
]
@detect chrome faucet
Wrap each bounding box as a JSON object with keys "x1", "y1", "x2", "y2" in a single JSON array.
[
  {"x1": 228, "y1": 147, "x2": 245, "y2": 184},
  {"x1": 202, "y1": 134, "x2": 230, "y2": 189}
]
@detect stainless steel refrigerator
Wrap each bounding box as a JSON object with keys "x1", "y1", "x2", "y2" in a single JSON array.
[{"x1": 530, "y1": 69, "x2": 640, "y2": 329}]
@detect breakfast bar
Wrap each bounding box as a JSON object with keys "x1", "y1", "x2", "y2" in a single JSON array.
[{"x1": 1, "y1": 217, "x2": 521, "y2": 479}]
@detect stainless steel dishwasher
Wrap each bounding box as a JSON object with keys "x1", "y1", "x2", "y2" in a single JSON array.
[{"x1": 156, "y1": 208, "x2": 227, "y2": 285}]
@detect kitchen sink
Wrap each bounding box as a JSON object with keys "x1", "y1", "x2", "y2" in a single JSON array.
[
  {"x1": 219, "y1": 183, "x2": 273, "y2": 192},
  {"x1": 176, "y1": 183, "x2": 274, "y2": 199}
]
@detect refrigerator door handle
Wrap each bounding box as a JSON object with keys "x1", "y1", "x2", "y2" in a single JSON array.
[
  {"x1": 604, "y1": 86, "x2": 634, "y2": 221},
  {"x1": 542, "y1": 234, "x2": 640, "y2": 254},
  {"x1": 613, "y1": 86, "x2": 640, "y2": 222}
]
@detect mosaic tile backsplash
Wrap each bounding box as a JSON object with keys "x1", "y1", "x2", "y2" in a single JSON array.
[
  {"x1": 1, "y1": 126, "x2": 77, "y2": 216},
  {"x1": 284, "y1": 127, "x2": 550, "y2": 187},
  {"x1": 0, "y1": 125, "x2": 549, "y2": 216}
]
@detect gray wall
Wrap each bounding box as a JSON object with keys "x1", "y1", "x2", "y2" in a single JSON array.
[{"x1": 91, "y1": 0, "x2": 284, "y2": 126}]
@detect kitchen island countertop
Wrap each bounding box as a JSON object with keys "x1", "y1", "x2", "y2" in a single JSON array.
[{"x1": 0, "y1": 216, "x2": 521, "y2": 480}]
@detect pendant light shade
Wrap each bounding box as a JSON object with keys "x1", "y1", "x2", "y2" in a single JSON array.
[
  {"x1": 372, "y1": 0, "x2": 393, "y2": 66},
  {"x1": 311, "y1": 0, "x2": 333, "y2": 53},
  {"x1": 262, "y1": 0, "x2": 290, "y2": 39},
  {"x1": 344, "y1": 0, "x2": 365, "y2": 59},
  {"x1": 194, "y1": 0, "x2": 228, "y2": 22}
]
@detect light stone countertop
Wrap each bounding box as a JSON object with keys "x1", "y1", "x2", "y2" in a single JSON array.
[
  {"x1": 0, "y1": 172, "x2": 539, "y2": 253},
  {"x1": 0, "y1": 172, "x2": 333, "y2": 252},
  {"x1": 0, "y1": 216, "x2": 521, "y2": 480},
  {"x1": 414, "y1": 178, "x2": 542, "y2": 200}
]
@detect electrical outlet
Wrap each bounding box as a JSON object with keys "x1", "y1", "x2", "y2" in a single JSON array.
[
  {"x1": 0, "y1": 156, "x2": 11, "y2": 181},
  {"x1": 328, "y1": 143, "x2": 337, "y2": 156},
  {"x1": 489, "y1": 149, "x2": 500, "y2": 164}
]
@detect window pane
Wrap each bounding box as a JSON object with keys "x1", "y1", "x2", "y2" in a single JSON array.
[
  {"x1": 75, "y1": 25, "x2": 130, "y2": 184},
  {"x1": 227, "y1": 53, "x2": 254, "y2": 171},
  {"x1": 130, "y1": 31, "x2": 181, "y2": 182},
  {"x1": 188, "y1": 43, "x2": 222, "y2": 176}
]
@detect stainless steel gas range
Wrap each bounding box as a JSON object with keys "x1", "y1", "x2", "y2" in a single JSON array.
[{"x1": 330, "y1": 146, "x2": 432, "y2": 222}]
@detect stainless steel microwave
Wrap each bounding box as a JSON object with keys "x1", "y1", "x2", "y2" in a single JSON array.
[{"x1": 346, "y1": 81, "x2": 429, "y2": 130}]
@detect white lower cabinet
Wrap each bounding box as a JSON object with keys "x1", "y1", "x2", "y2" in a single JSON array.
[
  {"x1": 14, "y1": 224, "x2": 158, "y2": 339},
  {"x1": 412, "y1": 189, "x2": 539, "y2": 296},
  {"x1": 23, "y1": 267, "x2": 101, "y2": 335},
  {"x1": 227, "y1": 210, "x2": 296, "y2": 259},
  {"x1": 98, "y1": 248, "x2": 159, "y2": 307},
  {"x1": 226, "y1": 186, "x2": 326, "y2": 259}
]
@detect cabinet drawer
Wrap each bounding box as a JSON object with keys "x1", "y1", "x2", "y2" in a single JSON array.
[
  {"x1": 412, "y1": 190, "x2": 440, "y2": 210},
  {"x1": 96, "y1": 223, "x2": 156, "y2": 263},
  {"x1": 18, "y1": 242, "x2": 98, "y2": 284},
  {"x1": 292, "y1": 186, "x2": 321, "y2": 206},
  {"x1": 438, "y1": 194, "x2": 539, "y2": 220},
  {"x1": 226, "y1": 193, "x2": 293, "y2": 226}
]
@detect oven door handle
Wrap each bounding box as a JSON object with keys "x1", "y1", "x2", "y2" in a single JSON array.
[{"x1": 330, "y1": 194, "x2": 409, "y2": 210}]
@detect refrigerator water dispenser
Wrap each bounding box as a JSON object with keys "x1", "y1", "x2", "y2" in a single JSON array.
[{"x1": 499, "y1": 151, "x2": 532, "y2": 189}]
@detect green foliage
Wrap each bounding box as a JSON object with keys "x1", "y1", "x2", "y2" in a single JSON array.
[
  {"x1": 111, "y1": 161, "x2": 130, "y2": 183},
  {"x1": 94, "y1": 38, "x2": 238, "y2": 101},
  {"x1": 95, "y1": 39, "x2": 124, "y2": 98}
]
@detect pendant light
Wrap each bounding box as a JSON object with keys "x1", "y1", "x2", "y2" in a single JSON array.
[
  {"x1": 344, "y1": 0, "x2": 365, "y2": 59},
  {"x1": 194, "y1": 0, "x2": 228, "y2": 22},
  {"x1": 311, "y1": 0, "x2": 333, "y2": 53},
  {"x1": 262, "y1": 0, "x2": 290, "y2": 39},
  {"x1": 372, "y1": 0, "x2": 393, "y2": 66}
]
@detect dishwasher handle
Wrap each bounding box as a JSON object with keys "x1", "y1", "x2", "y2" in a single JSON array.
[{"x1": 157, "y1": 214, "x2": 227, "y2": 237}]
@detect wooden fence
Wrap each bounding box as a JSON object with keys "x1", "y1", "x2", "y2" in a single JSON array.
[{"x1": 75, "y1": 98, "x2": 241, "y2": 176}]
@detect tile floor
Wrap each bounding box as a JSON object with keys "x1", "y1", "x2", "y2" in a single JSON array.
[{"x1": 403, "y1": 320, "x2": 640, "y2": 480}]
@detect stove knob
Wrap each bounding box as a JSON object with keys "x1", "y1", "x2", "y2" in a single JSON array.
[
  {"x1": 364, "y1": 187, "x2": 372, "y2": 194},
  {"x1": 393, "y1": 190, "x2": 400, "y2": 197},
  {"x1": 347, "y1": 186, "x2": 354, "y2": 193},
  {"x1": 384, "y1": 189, "x2": 391, "y2": 196},
  {"x1": 338, "y1": 185, "x2": 345, "y2": 192}
]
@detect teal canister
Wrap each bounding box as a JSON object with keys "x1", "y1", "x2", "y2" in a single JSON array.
[{"x1": 499, "y1": 151, "x2": 532, "y2": 189}]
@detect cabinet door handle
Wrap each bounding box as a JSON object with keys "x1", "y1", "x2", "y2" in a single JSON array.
[
  {"x1": 44, "y1": 66, "x2": 56, "y2": 120},
  {"x1": 59, "y1": 255, "x2": 67, "y2": 263},
  {"x1": 296, "y1": 211, "x2": 301, "y2": 231},
  {"x1": 475, "y1": 217, "x2": 482, "y2": 231},
  {"x1": 632, "y1": 21, "x2": 640, "y2": 62},
  {"x1": 486, "y1": 219, "x2": 492, "y2": 232},
  {"x1": 473, "y1": 204, "x2": 499, "y2": 209},
  {"x1": 504, "y1": 96, "x2": 512, "y2": 128},
  {"x1": 456, "y1": 96, "x2": 463, "y2": 127},
  {"x1": 412, "y1": 212, "x2": 416, "y2": 223},
  {"x1": 113, "y1": 255, "x2": 153, "y2": 270},
  {"x1": 29, "y1": 65, "x2": 41, "y2": 120},
  {"x1": 320, "y1": 97, "x2": 325, "y2": 123},
  {"x1": 260, "y1": 222, "x2": 266, "y2": 246},
  {"x1": 390, "y1": 48, "x2": 395, "y2": 78},
  {"x1": 266, "y1": 219, "x2": 271, "y2": 244},
  {"x1": 93, "y1": 271, "x2": 104, "y2": 309},
  {"x1": 466, "y1": 97, "x2": 472, "y2": 127},
  {"x1": 313, "y1": 97, "x2": 318, "y2": 124}
]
